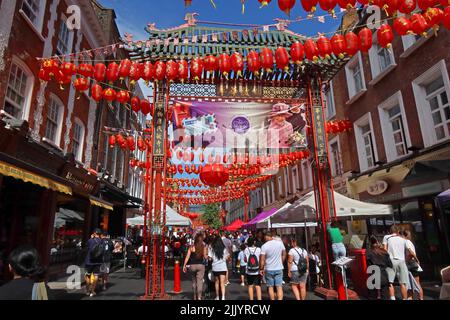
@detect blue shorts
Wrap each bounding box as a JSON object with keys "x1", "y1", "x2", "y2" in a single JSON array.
[{"x1": 265, "y1": 270, "x2": 283, "y2": 287}]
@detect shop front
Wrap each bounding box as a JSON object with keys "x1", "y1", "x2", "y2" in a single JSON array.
[{"x1": 348, "y1": 147, "x2": 450, "y2": 280}]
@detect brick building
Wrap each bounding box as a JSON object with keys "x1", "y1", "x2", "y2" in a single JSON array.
[{"x1": 0, "y1": 0, "x2": 144, "y2": 281}]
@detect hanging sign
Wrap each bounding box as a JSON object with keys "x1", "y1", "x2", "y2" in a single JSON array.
[{"x1": 367, "y1": 180, "x2": 389, "y2": 196}]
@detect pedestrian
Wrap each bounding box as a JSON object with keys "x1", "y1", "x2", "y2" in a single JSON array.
[
  {"x1": 220, "y1": 231, "x2": 232, "y2": 286},
  {"x1": 237, "y1": 244, "x2": 247, "y2": 286},
  {"x1": 208, "y1": 235, "x2": 230, "y2": 300},
  {"x1": 231, "y1": 233, "x2": 241, "y2": 274},
  {"x1": 308, "y1": 245, "x2": 322, "y2": 288},
  {"x1": 259, "y1": 231, "x2": 286, "y2": 300},
  {"x1": 135, "y1": 242, "x2": 149, "y2": 278},
  {"x1": 282, "y1": 235, "x2": 292, "y2": 284},
  {"x1": 382, "y1": 225, "x2": 414, "y2": 300},
  {"x1": 85, "y1": 228, "x2": 104, "y2": 297},
  {"x1": 287, "y1": 237, "x2": 309, "y2": 300},
  {"x1": 243, "y1": 237, "x2": 262, "y2": 300},
  {"x1": 255, "y1": 230, "x2": 265, "y2": 248},
  {"x1": 400, "y1": 229, "x2": 424, "y2": 300},
  {"x1": 366, "y1": 235, "x2": 393, "y2": 300},
  {"x1": 0, "y1": 245, "x2": 49, "y2": 300},
  {"x1": 327, "y1": 221, "x2": 346, "y2": 261},
  {"x1": 100, "y1": 231, "x2": 114, "y2": 291},
  {"x1": 183, "y1": 233, "x2": 207, "y2": 300}
]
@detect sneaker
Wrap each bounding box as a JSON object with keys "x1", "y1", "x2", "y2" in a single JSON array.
[
  {"x1": 240, "y1": 282, "x2": 245, "y2": 287},
  {"x1": 215, "y1": 297, "x2": 220, "y2": 300},
  {"x1": 226, "y1": 281, "x2": 230, "y2": 286}
]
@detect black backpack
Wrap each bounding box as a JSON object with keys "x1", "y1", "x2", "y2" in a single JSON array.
[
  {"x1": 246, "y1": 248, "x2": 260, "y2": 273},
  {"x1": 90, "y1": 240, "x2": 104, "y2": 261},
  {"x1": 293, "y1": 248, "x2": 308, "y2": 274}
]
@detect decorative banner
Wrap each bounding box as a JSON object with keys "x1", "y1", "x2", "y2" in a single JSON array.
[
  {"x1": 153, "y1": 102, "x2": 166, "y2": 156},
  {"x1": 171, "y1": 101, "x2": 307, "y2": 151}
]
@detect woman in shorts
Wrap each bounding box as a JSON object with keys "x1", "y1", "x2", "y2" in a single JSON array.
[
  {"x1": 287, "y1": 237, "x2": 309, "y2": 300},
  {"x1": 208, "y1": 235, "x2": 230, "y2": 300}
]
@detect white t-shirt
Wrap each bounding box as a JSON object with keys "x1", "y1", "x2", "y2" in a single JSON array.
[
  {"x1": 244, "y1": 247, "x2": 261, "y2": 275},
  {"x1": 137, "y1": 245, "x2": 149, "y2": 255},
  {"x1": 383, "y1": 234, "x2": 407, "y2": 261},
  {"x1": 288, "y1": 247, "x2": 308, "y2": 272},
  {"x1": 208, "y1": 247, "x2": 229, "y2": 272},
  {"x1": 261, "y1": 239, "x2": 286, "y2": 271},
  {"x1": 405, "y1": 239, "x2": 416, "y2": 255},
  {"x1": 238, "y1": 251, "x2": 247, "y2": 267}
]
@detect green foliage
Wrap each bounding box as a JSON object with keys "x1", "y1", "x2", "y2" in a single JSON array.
[{"x1": 201, "y1": 203, "x2": 223, "y2": 229}]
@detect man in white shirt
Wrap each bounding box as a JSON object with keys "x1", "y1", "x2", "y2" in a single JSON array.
[
  {"x1": 259, "y1": 231, "x2": 286, "y2": 300},
  {"x1": 382, "y1": 225, "x2": 414, "y2": 300}
]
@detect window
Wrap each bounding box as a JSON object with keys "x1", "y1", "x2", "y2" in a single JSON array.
[
  {"x1": 345, "y1": 53, "x2": 366, "y2": 101},
  {"x1": 325, "y1": 81, "x2": 335, "y2": 119},
  {"x1": 21, "y1": 0, "x2": 46, "y2": 33},
  {"x1": 368, "y1": 36, "x2": 396, "y2": 83},
  {"x1": 72, "y1": 120, "x2": 85, "y2": 162},
  {"x1": 329, "y1": 137, "x2": 343, "y2": 177},
  {"x1": 378, "y1": 91, "x2": 412, "y2": 162},
  {"x1": 45, "y1": 96, "x2": 63, "y2": 145},
  {"x1": 292, "y1": 167, "x2": 299, "y2": 193},
  {"x1": 354, "y1": 113, "x2": 378, "y2": 172},
  {"x1": 56, "y1": 17, "x2": 73, "y2": 55},
  {"x1": 301, "y1": 160, "x2": 313, "y2": 189},
  {"x1": 4, "y1": 60, "x2": 34, "y2": 119},
  {"x1": 412, "y1": 60, "x2": 450, "y2": 147},
  {"x1": 278, "y1": 176, "x2": 283, "y2": 197}
]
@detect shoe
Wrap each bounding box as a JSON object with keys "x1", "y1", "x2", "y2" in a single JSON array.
[
  {"x1": 226, "y1": 281, "x2": 230, "y2": 286},
  {"x1": 89, "y1": 293, "x2": 94, "y2": 297},
  {"x1": 240, "y1": 282, "x2": 245, "y2": 287},
  {"x1": 102, "y1": 285, "x2": 107, "y2": 291},
  {"x1": 215, "y1": 297, "x2": 220, "y2": 300}
]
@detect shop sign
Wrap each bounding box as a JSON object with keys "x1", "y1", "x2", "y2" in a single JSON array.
[
  {"x1": 62, "y1": 167, "x2": 99, "y2": 195},
  {"x1": 367, "y1": 180, "x2": 389, "y2": 196},
  {"x1": 402, "y1": 181, "x2": 444, "y2": 198}
]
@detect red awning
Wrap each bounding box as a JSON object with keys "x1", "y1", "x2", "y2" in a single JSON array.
[{"x1": 224, "y1": 219, "x2": 245, "y2": 231}]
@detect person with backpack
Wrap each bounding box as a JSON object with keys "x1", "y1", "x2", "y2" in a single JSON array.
[
  {"x1": 100, "y1": 231, "x2": 114, "y2": 291},
  {"x1": 237, "y1": 243, "x2": 247, "y2": 286},
  {"x1": 244, "y1": 237, "x2": 262, "y2": 300},
  {"x1": 287, "y1": 237, "x2": 309, "y2": 300},
  {"x1": 85, "y1": 228, "x2": 104, "y2": 297}
]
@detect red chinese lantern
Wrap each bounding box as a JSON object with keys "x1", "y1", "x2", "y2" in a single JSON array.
[
  {"x1": 394, "y1": 16, "x2": 412, "y2": 35},
  {"x1": 275, "y1": 47, "x2": 290, "y2": 72},
  {"x1": 116, "y1": 90, "x2": 130, "y2": 104},
  {"x1": 77, "y1": 63, "x2": 94, "y2": 78},
  {"x1": 385, "y1": 0, "x2": 399, "y2": 16},
  {"x1": 61, "y1": 62, "x2": 77, "y2": 77},
  {"x1": 42, "y1": 59, "x2": 59, "y2": 76},
  {"x1": 345, "y1": 31, "x2": 360, "y2": 56},
  {"x1": 130, "y1": 158, "x2": 136, "y2": 168},
  {"x1": 290, "y1": 42, "x2": 305, "y2": 65},
  {"x1": 73, "y1": 77, "x2": 90, "y2": 92},
  {"x1": 178, "y1": 164, "x2": 184, "y2": 175},
  {"x1": 317, "y1": 35, "x2": 332, "y2": 59},
  {"x1": 441, "y1": 0, "x2": 450, "y2": 5},
  {"x1": 301, "y1": 0, "x2": 318, "y2": 13},
  {"x1": 258, "y1": 0, "x2": 272, "y2": 7},
  {"x1": 166, "y1": 60, "x2": 179, "y2": 82},
  {"x1": 319, "y1": 0, "x2": 337, "y2": 13},
  {"x1": 444, "y1": 7, "x2": 450, "y2": 30},
  {"x1": 140, "y1": 99, "x2": 151, "y2": 115},
  {"x1": 131, "y1": 97, "x2": 140, "y2": 112},
  {"x1": 106, "y1": 62, "x2": 119, "y2": 83},
  {"x1": 231, "y1": 52, "x2": 244, "y2": 77},
  {"x1": 115, "y1": 134, "x2": 125, "y2": 146},
  {"x1": 137, "y1": 137, "x2": 146, "y2": 151},
  {"x1": 398, "y1": 0, "x2": 416, "y2": 14},
  {"x1": 337, "y1": 0, "x2": 356, "y2": 9},
  {"x1": 410, "y1": 13, "x2": 429, "y2": 36},
  {"x1": 331, "y1": 34, "x2": 346, "y2": 59},
  {"x1": 260, "y1": 48, "x2": 274, "y2": 72},
  {"x1": 91, "y1": 83, "x2": 104, "y2": 102},
  {"x1": 247, "y1": 51, "x2": 261, "y2": 76},
  {"x1": 154, "y1": 61, "x2": 166, "y2": 82},
  {"x1": 199, "y1": 164, "x2": 229, "y2": 187},
  {"x1": 357, "y1": 0, "x2": 369, "y2": 3},
  {"x1": 108, "y1": 135, "x2": 116, "y2": 148},
  {"x1": 417, "y1": 0, "x2": 434, "y2": 10},
  {"x1": 204, "y1": 55, "x2": 219, "y2": 74},
  {"x1": 278, "y1": 0, "x2": 296, "y2": 16},
  {"x1": 358, "y1": 27, "x2": 373, "y2": 52},
  {"x1": 38, "y1": 69, "x2": 52, "y2": 82},
  {"x1": 218, "y1": 53, "x2": 231, "y2": 78},
  {"x1": 423, "y1": 7, "x2": 444, "y2": 31},
  {"x1": 178, "y1": 60, "x2": 189, "y2": 83},
  {"x1": 129, "y1": 62, "x2": 143, "y2": 84},
  {"x1": 127, "y1": 136, "x2": 135, "y2": 151},
  {"x1": 142, "y1": 61, "x2": 154, "y2": 84},
  {"x1": 377, "y1": 24, "x2": 394, "y2": 48},
  {"x1": 304, "y1": 39, "x2": 319, "y2": 62},
  {"x1": 94, "y1": 63, "x2": 107, "y2": 82},
  {"x1": 118, "y1": 59, "x2": 132, "y2": 80},
  {"x1": 103, "y1": 88, "x2": 117, "y2": 102},
  {"x1": 190, "y1": 57, "x2": 204, "y2": 82}
]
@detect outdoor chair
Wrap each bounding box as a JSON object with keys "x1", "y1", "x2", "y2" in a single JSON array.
[{"x1": 440, "y1": 266, "x2": 450, "y2": 300}]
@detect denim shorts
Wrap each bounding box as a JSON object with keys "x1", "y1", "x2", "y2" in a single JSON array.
[{"x1": 265, "y1": 270, "x2": 283, "y2": 287}]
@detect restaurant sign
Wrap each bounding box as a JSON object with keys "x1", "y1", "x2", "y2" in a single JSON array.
[{"x1": 367, "y1": 180, "x2": 389, "y2": 196}]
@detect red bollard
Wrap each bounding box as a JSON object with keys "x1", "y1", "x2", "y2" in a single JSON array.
[
  {"x1": 173, "y1": 260, "x2": 182, "y2": 294},
  {"x1": 335, "y1": 268, "x2": 347, "y2": 300}
]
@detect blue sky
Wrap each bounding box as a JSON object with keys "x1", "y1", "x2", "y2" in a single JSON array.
[{"x1": 98, "y1": 0, "x2": 342, "y2": 41}]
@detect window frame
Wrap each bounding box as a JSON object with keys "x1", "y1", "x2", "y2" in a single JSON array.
[
  {"x1": 353, "y1": 113, "x2": 379, "y2": 172},
  {"x1": 368, "y1": 31, "x2": 396, "y2": 85},
  {"x1": 329, "y1": 136, "x2": 343, "y2": 177},
  {"x1": 412, "y1": 60, "x2": 450, "y2": 147},
  {"x1": 44, "y1": 94, "x2": 64, "y2": 147},
  {"x1": 72, "y1": 118, "x2": 85, "y2": 162},
  {"x1": 3, "y1": 57, "x2": 34, "y2": 121},
  {"x1": 20, "y1": 0, "x2": 47, "y2": 35},
  {"x1": 377, "y1": 91, "x2": 412, "y2": 162},
  {"x1": 56, "y1": 14, "x2": 74, "y2": 56},
  {"x1": 345, "y1": 52, "x2": 367, "y2": 103}
]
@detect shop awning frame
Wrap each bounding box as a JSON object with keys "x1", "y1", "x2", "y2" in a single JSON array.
[
  {"x1": 0, "y1": 158, "x2": 72, "y2": 195},
  {"x1": 89, "y1": 196, "x2": 114, "y2": 211}
]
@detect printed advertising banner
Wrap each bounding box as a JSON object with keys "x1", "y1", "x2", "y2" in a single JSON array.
[{"x1": 171, "y1": 101, "x2": 307, "y2": 151}]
